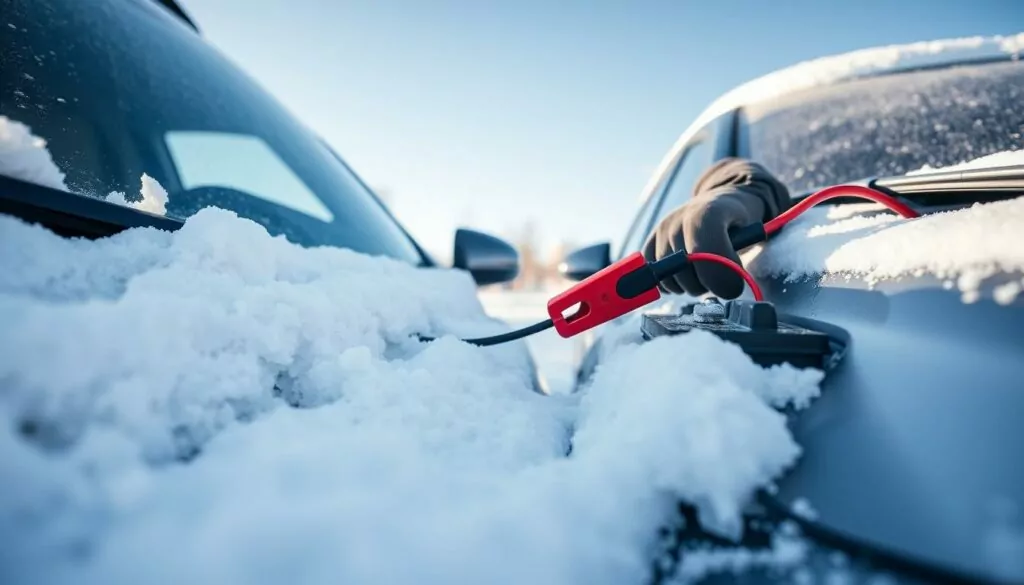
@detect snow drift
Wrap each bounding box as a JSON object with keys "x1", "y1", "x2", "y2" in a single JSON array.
[
  {"x1": 0, "y1": 207, "x2": 823, "y2": 585},
  {"x1": 745, "y1": 193, "x2": 1024, "y2": 304}
]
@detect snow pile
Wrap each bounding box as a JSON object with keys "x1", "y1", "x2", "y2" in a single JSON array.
[
  {"x1": 0, "y1": 209, "x2": 823, "y2": 585},
  {"x1": 669, "y1": 524, "x2": 808, "y2": 584},
  {"x1": 0, "y1": 115, "x2": 68, "y2": 191},
  {"x1": 477, "y1": 289, "x2": 579, "y2": 395},
  {"x1": 909, "y1": 149, "x2": 1024, "y2": 175},
  {"x1": 105, "y1": 173, "x2": 170, "y2": 216},
  {"x1": 746, "y1": 196, "x2": 1024, "y2": 303},
  {"x1": 639, "y1": 31, "x2": 1024, "y2": 203}
]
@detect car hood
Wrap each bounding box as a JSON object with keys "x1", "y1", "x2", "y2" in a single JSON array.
[{"x1": 742, "y1": 197, "x2": 1024, "y2": 583}]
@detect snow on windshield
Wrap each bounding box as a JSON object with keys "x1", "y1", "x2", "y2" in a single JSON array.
[
  {"x1": 909, "y1": 148, "x2": 1024, "y2": 175},
  {"x1": 0, "y1": 115, "x2": 68, "y2": 191},
  {"x1": 640, "y1": 31, "x2": 1024, "y2": 202},
  {"x1": 0, "y1": 202, "x2": 824, "y2": 584},
  {"x1": 1, "y1": 116, "x2": 170, "y2": 216},
  {"x1": 104, "y1": 173, "x2": 170, "y2": 216},
  {"x1": 746, "y1": 194, "x2": 1024, "y2": 304},
  {"x1": 746, "y1": 61, "x2": 1024, "y2": 193}
]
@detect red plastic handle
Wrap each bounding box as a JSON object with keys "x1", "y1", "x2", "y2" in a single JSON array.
[{"x1": 547, "y1": 252, "x2": 661, "y2": 338}]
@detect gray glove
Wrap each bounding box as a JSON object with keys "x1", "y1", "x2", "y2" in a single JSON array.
[{"x1": 642, "y1": 158, "x2": 790, "y2": 299}]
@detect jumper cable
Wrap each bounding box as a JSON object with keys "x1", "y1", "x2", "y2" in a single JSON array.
[{"x1": 428, "y1": 184, "x2": 918, "y2": 347}]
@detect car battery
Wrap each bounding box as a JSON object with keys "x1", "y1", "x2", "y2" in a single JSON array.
[{"x1": 640, "y1": 299, "x2": 835, "y2": 369}]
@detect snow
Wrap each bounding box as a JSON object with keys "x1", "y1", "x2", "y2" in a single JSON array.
[
  {"x1": 105, "y1": 173, "x2": 170, "y2": 216},
  {"x1": 746, "y1": 61, "x2": 1024, "y2": 192},
  {"x1": 993, "y1": 280, "x2": 1024, "y2": 306},
  {"x1": 0, "y1": 207, "x2": 825, "y2": 585},
  {"x1": 0, "y1": 115, "x2": 169, "y2": 216},
  {"x1": 0, "y1": 115, "x2": 68, "y2": 191},
  {"x1": 746, "y1": 195, "x2": 1024, "y2": 302},
  {"x1": 909, "y1": 148, "x2": 1024, "y2": 175},
  {"x1": 791, "y1": 498, "x2": 818, "y2": 520},
  {"x1": 668, "y1": 531, "x2": 808, "y2": 583},
  {"x1": 639, "y1": 31, "x2": 1024, "y2": 204},
  {"x1": 477, "y1": 289, "x2": 580, "y2": 395}
]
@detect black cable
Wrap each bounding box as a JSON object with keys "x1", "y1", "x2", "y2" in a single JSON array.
[{"x1": 418, "y1": 318, "x2": 555, "y2": 347}]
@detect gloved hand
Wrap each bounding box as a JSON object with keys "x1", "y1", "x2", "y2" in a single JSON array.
[{"x1": 642, "y1": 158, "x2": 790, "y2": 299}]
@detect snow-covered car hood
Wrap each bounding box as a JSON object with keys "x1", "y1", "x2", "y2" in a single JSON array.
[{"x1": 0, "y1": 208, "x2": 826, "y2": 585}]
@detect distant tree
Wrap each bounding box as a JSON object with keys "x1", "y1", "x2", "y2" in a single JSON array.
[
  {"x1": 546, "y1": 239, "x2": 578, "y2": 289},
  {"x1": 512, "y1": 220, "x2": 541, "y2": 291}
]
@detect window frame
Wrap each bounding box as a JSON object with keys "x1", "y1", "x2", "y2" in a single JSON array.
[
  {"x1": 617, "y1": 113, "x2": 736, "y2": 258},
  {"x1": 646, "y1": 133, "x2": 712, "y2": 228}
]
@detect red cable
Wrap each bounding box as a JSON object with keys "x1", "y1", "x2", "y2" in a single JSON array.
[
  {"x1": 764, "y1": 184, "x2": 919, "y2": 236},
  {"x1": 687, "y1": 252, "x2": 764, "y2": 301}
]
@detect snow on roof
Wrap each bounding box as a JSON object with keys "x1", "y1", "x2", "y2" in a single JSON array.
[
  {"x1": 0, "y1": 115, "x2": 68, "y2": 191},
  {"x1": 639, "y1": 31, "x2": 1024, "y2": 203},
  {"x1": 0, "y1": 208, "x2": 823, "y2": 584}
]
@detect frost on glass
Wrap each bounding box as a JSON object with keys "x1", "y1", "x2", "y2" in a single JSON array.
[{"x1": 746, "y1": 61, "x2": 1024, "y2": 193}]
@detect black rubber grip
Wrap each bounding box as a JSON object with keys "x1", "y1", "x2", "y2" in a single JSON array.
[
  {"x1": 616, "y1": 264, "x2": 659, "y2": 299},
  {"x1": 728, "y1": 223, "x2": 767, "y2": 250}
]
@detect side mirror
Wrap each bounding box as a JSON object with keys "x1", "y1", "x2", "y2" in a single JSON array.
[
  {"x1": 558, "y1": 242, "x2": 611, "y2": 281},
  {"x1": 452, "y1": 228, "x2": 520, "y2": 286}
]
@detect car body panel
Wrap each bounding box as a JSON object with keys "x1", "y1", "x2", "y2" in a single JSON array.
[
  {"x1": 580, "y1": 54, "x2": 1024, "y2": 582},
  {"x1": 756, "y1": 272, "x2": 1024, "y2": 583}
]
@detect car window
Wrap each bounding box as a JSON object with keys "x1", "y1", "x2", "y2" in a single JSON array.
[
  {"x1": 619, "y1": 178, "x2": 669, "y2": 257},
  {"x1": 0, "y1": 0, "x2": 423, "y2": 264},
  {"x1": 618, "y1": 136, "x2": 716, "y2": 257},
  {"x1": 650, "y1": 138, "x2": 715, "y2": 226},
  {"x1": 745, "y1": 60, "x2": 1024, "y2": 193},
  {"x1": 165, "y1": 132, "x2": 335, "y2": 223}
]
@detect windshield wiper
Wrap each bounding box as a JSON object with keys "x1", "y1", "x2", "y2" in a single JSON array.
[{"x1": 873, "y1": 164, "x2": 1024, "y2": 194}]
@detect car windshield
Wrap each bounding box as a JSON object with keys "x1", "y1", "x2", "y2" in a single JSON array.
[
  {"x1": 0, "y1": 0, "x2": 423, "y2": 264},
  {"x1": 744, "y1": 60, "x2": 1024, "y2": 194}
]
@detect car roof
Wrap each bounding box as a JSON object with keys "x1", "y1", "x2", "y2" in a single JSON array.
[
  {"x1": 637, "y1": 32, "x2": 1024, "y2": 206},
  {"x1": 153, "y1": 0, "x2": 200, "y2": 33}
]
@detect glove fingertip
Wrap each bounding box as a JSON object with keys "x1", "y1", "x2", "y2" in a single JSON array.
[
  {"x1": 660, "y1": 278, "x2": 683, "y2": 295},
  {"x1": 700, "y1": 265, "x2": 745, "y2": 300}
]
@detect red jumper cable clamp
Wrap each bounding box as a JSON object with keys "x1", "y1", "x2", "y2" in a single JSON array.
[
  {"x1": 546, "y1": 252, "x2": 661, "y2": 338},
  {"x1": 546, "y1": 248, "x2": 765, "y2": 338},
  {"x1": 422, "y1": 184, "x2": 919, "y2": 347}
]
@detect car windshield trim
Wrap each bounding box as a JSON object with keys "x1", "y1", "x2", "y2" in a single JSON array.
[{"x1": 875, "y1": 164, "x2": 1024, "y2": 191}]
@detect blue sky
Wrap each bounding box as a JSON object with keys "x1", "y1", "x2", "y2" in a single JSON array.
[{"x1": 182, "y1": 0, "x2": 1020, "y2": 259}]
